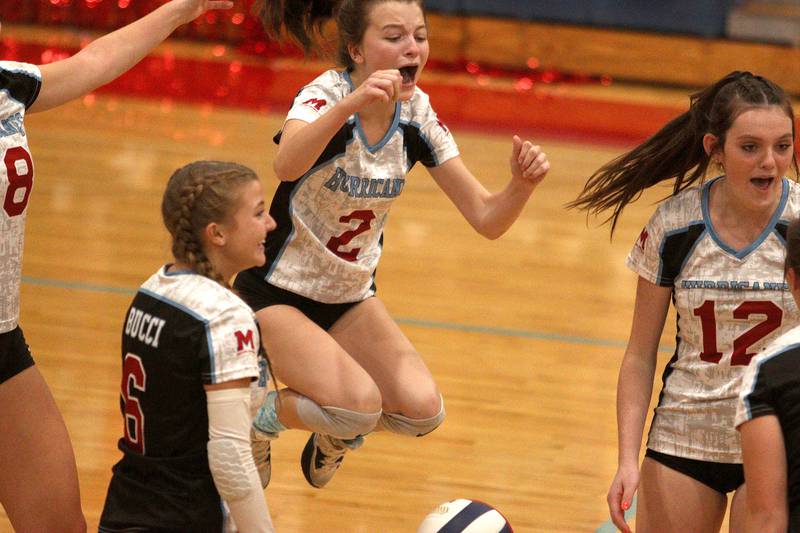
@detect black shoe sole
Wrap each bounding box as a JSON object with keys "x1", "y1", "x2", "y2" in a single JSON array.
[{"x1": 301, "y1": 433, "x2": 323, "y2": 488}]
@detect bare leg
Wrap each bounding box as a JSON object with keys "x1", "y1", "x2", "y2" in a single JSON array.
[
  {"x1": 637, "y1": 457, "x2": 726, "y2": 533},
  {"x1": 0, "y1": 366, "x2": 86, "y2": 533},
  {"x1": 330, "y1": 297, "x2": 441, "y2": 418}
]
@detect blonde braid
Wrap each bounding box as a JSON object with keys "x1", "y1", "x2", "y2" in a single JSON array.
[{"x1": 162, "y1": 161, "x2": 260, "y2": 288}]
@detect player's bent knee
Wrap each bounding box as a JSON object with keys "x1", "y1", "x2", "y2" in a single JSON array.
[
  {"x1": 380, "y1": 395, "x2": 445, "y2": 437},
  {"x1": 296, "y1": 395, "x2": 381, "y2": 439}
]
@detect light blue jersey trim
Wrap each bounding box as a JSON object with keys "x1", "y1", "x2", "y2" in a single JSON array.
[
  {"x1": 702, "y1": 176, "x2": 789, "y2": 259},
  {"x1": 343, "y1": 70, "x2": 401, "y2": 153},
  {"x1": 138, "y1": 287, "x2": 218, "y2": 384}
]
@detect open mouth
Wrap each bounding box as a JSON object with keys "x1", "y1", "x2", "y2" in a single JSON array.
[
  {"x1": 398, "y1": 65, "x2": 418, "y2": 84},
  {"x1": 750, "y1": 176, "x2": 775, "y2": 190}
]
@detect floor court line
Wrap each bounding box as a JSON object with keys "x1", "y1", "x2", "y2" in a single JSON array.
[{"x1": 22, "y1": 275, "x2": 674, "y2": 353}]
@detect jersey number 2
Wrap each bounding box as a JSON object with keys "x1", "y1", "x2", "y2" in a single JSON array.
[
  {"x1": 3, "y1": 146, "x2": 34, "y2": 217},
  {"x1": 326, "y1": 210, "x2": 375, "y2": 261},
  {"x1": 121, "y1": 353, "x2": 147, "y2": 454},
  {"x1": 694, "y1": 300, "x2": 782, "y2": 366}
]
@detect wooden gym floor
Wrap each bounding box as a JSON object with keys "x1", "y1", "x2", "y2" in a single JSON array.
[{"x1": 0, "y1": 24, "x2": 756, "y2": 533}]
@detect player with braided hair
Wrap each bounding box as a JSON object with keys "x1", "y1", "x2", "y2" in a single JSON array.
[
  {"x1": 99, "y1": 161, "x2": 276, "y2": 533},
  {"x1": 0, "y1": 2, "x2": 233, "y2": 530},
  {"x1": 570, "y1": 71, "x2": 799, "y2": 532}
]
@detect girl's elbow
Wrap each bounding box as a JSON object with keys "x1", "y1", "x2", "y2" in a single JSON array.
[{"x1": 272, "y1": 160, "x2": 295, "y2": 182}]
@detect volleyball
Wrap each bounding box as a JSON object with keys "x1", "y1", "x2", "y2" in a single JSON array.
[{"x1": 417, "y1": 499, "x2": 512, "y2": 533}]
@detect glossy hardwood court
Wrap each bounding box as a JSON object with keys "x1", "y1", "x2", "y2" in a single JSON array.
[{"x1": 6, "y1": 89, "x2": 704, "y2": 531}]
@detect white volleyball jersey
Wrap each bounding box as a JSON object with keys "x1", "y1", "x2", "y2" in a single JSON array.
[
  {"x1": 0, "y1": 61, "x2": 41, "y2": 333},
  {"x1": 628, "y1": 177, "x2": 800, "y2": 463},
  {"x1": 255, "y1": 69, "x2": 459, "y2": 303}
]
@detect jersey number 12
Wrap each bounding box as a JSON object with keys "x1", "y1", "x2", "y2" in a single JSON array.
[{"x1": 694, "y1": 300, "x2": 782, "y2": 366}]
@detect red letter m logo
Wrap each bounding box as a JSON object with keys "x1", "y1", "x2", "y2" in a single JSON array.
[
  {"x1": 302, "y1": 98, "x2": 327, "y2": 111},
  {"x1": 235, "y1": 329, "x2": 255, "y2": 351}
]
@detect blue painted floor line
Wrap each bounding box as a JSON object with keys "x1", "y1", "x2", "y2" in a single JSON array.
[
  {"x1": 23, "y1": 275, "x2": 654, "y2": 532},
  {"x1": 22, "y1": 275, "x2": 675, "y2": 352}
]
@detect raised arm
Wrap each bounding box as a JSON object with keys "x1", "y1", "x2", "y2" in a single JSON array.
[
  {"x1": 740, "y1": 415, "x2": 788, "y2": 533},
  {"x1": 30, "y1": 0, "x2": 232, "y2": 113},
  {"x1": 607, "y1": 277, "x2": 671, "y2": 533},
  {"x1": 274, "y1": 69, "x2": 402, "y2": 181},
  {"x1": 426, "y1": 136, "x2": 549, "y2": 239}
]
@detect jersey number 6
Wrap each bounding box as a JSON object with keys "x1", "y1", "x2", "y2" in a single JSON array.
[
  {"x1": 121, "y1": 353, "x2": 147, "y2": 454},
  {"x1": 3, "y1": 146, "x2": 34, "y2": 218},
  {"x1": 326, "y1": 210, "x2": 376, "y2": 262}
]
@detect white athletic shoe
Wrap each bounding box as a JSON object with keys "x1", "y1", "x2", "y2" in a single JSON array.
[
  {"x1": 300, "y1": 433, "x2": 362, "y2": 489},
  {"x1": 251, "y1": 428, "x2": 272, "y2": 488}
]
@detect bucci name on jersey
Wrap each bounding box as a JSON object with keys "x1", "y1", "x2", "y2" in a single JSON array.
[{"x1": 124, "y1": 306, "x2": 167, "y2": 348}]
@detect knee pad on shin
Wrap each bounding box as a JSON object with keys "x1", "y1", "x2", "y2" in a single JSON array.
[
  {"x1": 295, "y1": 395, "x2": 381, "y2": 439},
  {"x1": 379, "y1": 395, "x2": 445, "y2": 437}
]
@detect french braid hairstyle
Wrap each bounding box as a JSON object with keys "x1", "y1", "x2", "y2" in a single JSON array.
[
  {"x1": 161, "y1": 161, "x2": 259, "y2": 288},
  {"x1": 256, "y1": 0, "x2": 425, "y2": 70},
  {"x1": 569, "y1": 71, "x2": 797, "y2": 234}
]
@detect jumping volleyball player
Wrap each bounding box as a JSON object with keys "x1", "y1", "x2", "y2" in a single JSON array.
[
  {"x1": 0, "y1": 1, "x2": 232, "y2": 530},
  {"x1": 571, "y1": 71, "x2": 799, "y2": 533},
  {"x1": 99, "y1": 161, "x2": 277, "y2": 532},
  {"x1": 235, "y1": 0, "x2": 551, "y2": 490}
]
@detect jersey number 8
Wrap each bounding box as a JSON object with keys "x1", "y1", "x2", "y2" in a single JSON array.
[{"x1": 3, "y1": 146, "x2": 34, "y2": 218}]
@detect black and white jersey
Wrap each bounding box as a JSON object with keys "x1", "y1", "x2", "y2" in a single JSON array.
[
  {"x1": 251, "y1": 69, "x2": 459, "y2": 303},
  {"x1": 0, "y1": 61, "x2": 41, "y2": 333},
  {"x1": 736, "y1": 327, "x2": 800, "y2": 531},
  {"x1": 628, "y1": 177, "x2": 800, "y2": 462},
  {"x1": 101, "y1": 267, "x2": 260, "y2": 531},
  {"x1": 118, "y1": 266, "x2": 260, "y2": 456}
]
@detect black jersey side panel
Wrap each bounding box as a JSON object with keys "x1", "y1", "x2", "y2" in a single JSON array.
[
  {"x1": 0, "y1": 66, "x2": 41, "y2": 108},
  {"x1": 657, "y1": 223, "x2": 705, "y2": 286},
  {"x1": 401, "y1": 121, "x2": 437, "y2": 168}
]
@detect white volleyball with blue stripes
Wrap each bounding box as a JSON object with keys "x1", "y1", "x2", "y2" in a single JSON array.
[{"x1": 417, "y1": 499, "x2": 513, "y2": 533}]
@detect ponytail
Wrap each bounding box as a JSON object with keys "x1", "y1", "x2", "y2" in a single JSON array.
[
  {"x1": 256, "y1": 0, "x2": 338, "y2": 54},
  {"x1": 569, "y1": 71, "x2": 797, "y2": 234}
]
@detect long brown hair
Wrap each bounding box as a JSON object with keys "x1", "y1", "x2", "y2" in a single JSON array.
[
  {"x1": 256, "y1": 0, "x2": 425, "y2": 70},
  {"x1": 161, "y1": 161, "x2": 259, "y2": 287},
  {"x1": 569, "y1": 71, "x2": 797, "y2": 234}
]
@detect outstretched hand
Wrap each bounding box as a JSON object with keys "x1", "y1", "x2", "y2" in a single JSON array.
[
  {"x1": 510, "y1": 135, "x2": 549, "y2": 187},
  {"x1": 171, "y1": 0, "x2": 234, "y2": 25}
]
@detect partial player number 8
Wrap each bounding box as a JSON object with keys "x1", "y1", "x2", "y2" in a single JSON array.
[
  {"x1": 121, "y1": 353, "x2": 147, "y2": 454},
  {"x1": 3, "y1": 146, "x2": 34, "y2": 217}
]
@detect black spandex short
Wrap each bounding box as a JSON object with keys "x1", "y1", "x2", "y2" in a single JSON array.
[
  {"x1": 645, "y1": 448, "x2": 744, "y2": 494},
  {"x1": 233, "y1": 269, "x2": 363, "y2": 331},
  {"x1": 0, "y1": 326, "x2": 35, "y2": 385}
]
